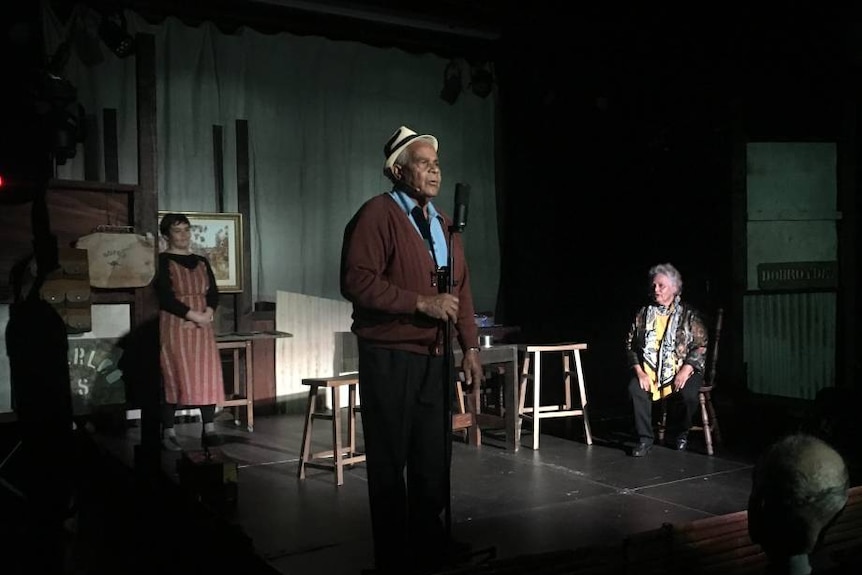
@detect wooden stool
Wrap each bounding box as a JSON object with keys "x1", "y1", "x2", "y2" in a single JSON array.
[
  {"x1": 297, "y1": 375, "x2": 366, "y2": 486},
  {"x1": 517, "y1": 343, "x2": 593, "y2": 450}
]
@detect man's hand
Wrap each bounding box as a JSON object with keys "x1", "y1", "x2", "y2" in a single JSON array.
[
  {"x1": 416, "y1": 293, "x2": 459, "y2": 323},
  {"x1": 461, "y1": 348, "x2": 483, "y2": 387}
]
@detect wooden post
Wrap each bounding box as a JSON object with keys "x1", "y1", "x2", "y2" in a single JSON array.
[
  {"x1": 213, "y1": 124, "x2": 225, "y2": 212},
  {"x1": 83, "y1": 113, "x2": 99, "y2": 181},
  {"x1": 837, "y1": 95, "x2": 857, "y2": 390},
  {"x1": 133, "y1": 32, "x2": 160, "y2": 473},
  {"x1": 134, "y1": 34, "x2": 159, "y2": 327},
  {"x1": 103, "y1": 108, "x2": 119, "y2": 184},
  {"x1": 729, "y1": 97, "x2": 746, "y2": 398},
  {"x1": 236, "y1": 119, "x2": 253, "y2": 330}
]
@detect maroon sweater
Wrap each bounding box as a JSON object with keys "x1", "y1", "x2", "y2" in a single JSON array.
[{"x1": 340, "y1": 193, "x2": 479, "y2": 356}]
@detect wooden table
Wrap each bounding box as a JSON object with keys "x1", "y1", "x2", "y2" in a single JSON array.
[
  {"x1": 454, "y1": 344, "x2": 521, "y2": 452},
  {"x1": 215, "y1": 339, "x2": 255, "y2": 432},
  {"x1": 215, "y1": 331, "x2": 292, "y2": 432}
]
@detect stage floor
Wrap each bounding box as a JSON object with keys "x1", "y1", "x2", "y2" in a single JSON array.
[{"x1": 89, "y1": 407, "x2": 770, "y2": 575}]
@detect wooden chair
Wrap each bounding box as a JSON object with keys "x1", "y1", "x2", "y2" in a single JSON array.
[
  {"x1": 453, "y1": 362, "x2": 509, "y2": 446},
  {"x1": 452, "y1": 376, "x2": 477, "y2": 443},
  {"x1": 659, "y1": 308, "x2": 723, "y2": 455},
  {"x1": 517, "y1": 343, "x2": 593, "y2": 450}
]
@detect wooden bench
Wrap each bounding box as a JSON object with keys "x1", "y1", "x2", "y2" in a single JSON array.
[
  {"x1": 437, "y1": 485, "x2": 862, "y2": 574},
  {"x1": 621, "y1": 484, "x2": 862, "y2": 575}
]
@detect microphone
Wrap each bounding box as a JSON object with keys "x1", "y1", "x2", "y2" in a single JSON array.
[{"x1": 452, "y1": 183, "x2": 470, "y2": 233}]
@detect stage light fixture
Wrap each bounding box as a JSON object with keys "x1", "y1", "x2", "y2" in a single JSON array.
[
  {"x1": 50, "y1": 100, "x2": 86, "y2": 165},
  {"x1": 440, "y1": 60, "x2": 462, "y2": 105},
  {"x1": 26, "y1": 68, "x2": 87, "y2": 165},
  {"x1": 469, "y1": 63, "x2": 493, "y2": 99},
  {"x1": 74, "y1": 25, "x2": 105, "y2": 67},
  {"x1": 98, "y1": 10, "x2": 135, "y2": 58}
]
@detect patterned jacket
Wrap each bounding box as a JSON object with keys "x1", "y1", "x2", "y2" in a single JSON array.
[{"x1": 624, "y1": 301, "x2": 708, "y2": 375}]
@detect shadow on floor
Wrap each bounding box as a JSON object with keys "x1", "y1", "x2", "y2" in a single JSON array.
[
  {"x1": 2, "y1": 388, "x2": 860, "y2": 575},
  {"x1": 0, "y1": 422, "x2": 278, "y2": 575}
]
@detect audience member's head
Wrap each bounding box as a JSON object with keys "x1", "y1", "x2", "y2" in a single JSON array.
[{"x1": 748, "y1": 433, "x2": 849, "y2": 568}]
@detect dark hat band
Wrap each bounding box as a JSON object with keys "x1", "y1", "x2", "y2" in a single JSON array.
[{"x1": 384, "y1": 132, "x2": 420, "y2": 158}]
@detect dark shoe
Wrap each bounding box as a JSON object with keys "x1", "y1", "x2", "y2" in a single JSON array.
[
  {"x1": 632, "y1": 441, "x2": 653, "y2": 457},
  {"x1": 676, "y1": 436, "x2": 688, "y2": 451}
]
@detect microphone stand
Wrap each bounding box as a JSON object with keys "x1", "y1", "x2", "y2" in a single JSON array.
[
  {"x1": 440, "y1": 225, "x2": 458, "y2": 542},
  {"x1": 440, "y1": 223, "x2": 493, "y2": 568},
  {"x1": 438, "y1": 192, "x2": 494, "y2": 568}
]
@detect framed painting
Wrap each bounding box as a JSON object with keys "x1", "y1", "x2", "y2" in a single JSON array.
[{"x1": 158, "y1": 211, "x2": 244, "y2": 293}]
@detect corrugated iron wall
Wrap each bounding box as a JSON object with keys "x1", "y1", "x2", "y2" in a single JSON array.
[{"x1": 743, "y1": 292, "x2": 836, "y2": 399}]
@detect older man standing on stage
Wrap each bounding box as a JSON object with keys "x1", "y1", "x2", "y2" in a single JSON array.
[{"x1": 341, "y1": 125, "x2": 483, "y2": 574}]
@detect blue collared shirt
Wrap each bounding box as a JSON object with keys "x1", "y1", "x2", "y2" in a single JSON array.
[{"x1": 389, "y1": 188, "x2": 448, "y2": 267}]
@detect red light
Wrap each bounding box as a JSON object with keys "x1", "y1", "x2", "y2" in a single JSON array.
[{"x1": 0, "y1": 172, "x2": 40, "y2": 205}]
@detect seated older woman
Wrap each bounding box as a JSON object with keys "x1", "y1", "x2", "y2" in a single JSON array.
[{"x1": 624, "y1": 262, "x2": 707, "y2": 457}]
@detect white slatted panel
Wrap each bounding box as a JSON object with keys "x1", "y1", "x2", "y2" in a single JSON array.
[{"x1": 275, "y1": 291, "x2": 354, "y2": 403}]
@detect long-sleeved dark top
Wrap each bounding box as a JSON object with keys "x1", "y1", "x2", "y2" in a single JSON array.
[{"x1": 155, "y1": 252, "x2": 219, "y2": 319}]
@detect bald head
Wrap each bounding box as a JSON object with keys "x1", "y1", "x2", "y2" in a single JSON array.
[{"x1": 748, "y1": 434, "x2": 849, "y2": 558}]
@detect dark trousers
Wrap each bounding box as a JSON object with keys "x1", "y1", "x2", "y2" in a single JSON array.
[
  {"x1": 358, "y1": 342, "x2": 453, "y2": 574},
  {"x1": 628, "y1": 372, "x2": 702, "y2": 444}
]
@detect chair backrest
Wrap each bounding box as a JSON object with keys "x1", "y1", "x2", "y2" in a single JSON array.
[{"x1": 704, "y1": 308, "x2": 724, "y2": 388}]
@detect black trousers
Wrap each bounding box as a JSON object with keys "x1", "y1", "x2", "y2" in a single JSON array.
[
  {"x1": 358, "y1": 342, "x2": 453, "y2": 574},
  {"x1": 628, "y1": 371, "x2": 702, "y2": 444}
]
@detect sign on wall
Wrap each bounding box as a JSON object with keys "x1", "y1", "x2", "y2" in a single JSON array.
[
  {"x1": 67, "y1": 304, "x2": 131, "y2": 415},
  {"x1": 757, "y1": 261, "x2": 838, "y2": 290},
  {"x1": 68, "y1": 338, "x2": 126, "y2": 414}
]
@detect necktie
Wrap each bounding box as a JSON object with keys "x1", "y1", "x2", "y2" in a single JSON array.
[
  {"x1": 411, "y1": 206, "x2": 447, "y2": 293},
  {"x1": 411, "y1": 205, "x2": 435, "y2": 256}
]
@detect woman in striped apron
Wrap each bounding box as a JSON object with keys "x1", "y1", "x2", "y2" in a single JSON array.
[{"x1": 156, "y1": 213, "x2": 224, "y2": 451}]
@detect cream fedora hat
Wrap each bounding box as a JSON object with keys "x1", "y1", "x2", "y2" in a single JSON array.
[{"x1": 383, "y1": 125, "x2": 438, "y2": 175}]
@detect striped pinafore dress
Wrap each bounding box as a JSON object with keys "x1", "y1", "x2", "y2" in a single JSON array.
[{"x1": 159, "y1": 256, "x2": 224, "y2": 407}]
